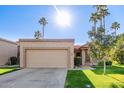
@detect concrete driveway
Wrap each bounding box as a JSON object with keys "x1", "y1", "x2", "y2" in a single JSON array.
[{"x1": 0, "y1": 68, "x2": 67, "y2": 88}]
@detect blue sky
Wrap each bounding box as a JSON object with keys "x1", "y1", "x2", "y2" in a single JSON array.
[{"x1": 0, "y1": 5, "x2": 124, "y2": 45}]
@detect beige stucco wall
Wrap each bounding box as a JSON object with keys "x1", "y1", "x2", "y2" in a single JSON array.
[
  {"x1": 81, "y1": 50, "x2": 85, "y2": 65},
  {"x1": 0, "y1": 40, "x2": 17, "y2": 65},
  {"x1": 19, "y1": 39, "x2": 74, "y2": 68}
]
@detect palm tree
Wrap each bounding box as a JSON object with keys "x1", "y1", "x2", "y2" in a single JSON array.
[
  {"x1": 111, "y1": 22, "x2": 120, "y2": 35},
  {"x1": 88, "y1": 30, "x2": 96, "y2": 38},
  {"x1": 89, "y1": 12, "x2": 98, "y2": 31},
  {"x1": 100, "y1": 8, "x2": 110, "y2": 30},
  {"x1": 39, "y1": 17, "x2": 48, "y2": 38},
  {"x1": 97, "y1": 12, "x2": 103, "y2": 27},
  {"x1": 34, "y1": 30, "x2": 41, "y2": 39},
  {"x1": 93, "y1": 5, "x2": 104, "y2": 27},
  {"x1": 93, "y1": 5, "x2": 107, "y2": 12},
  {"x1": 93, "y1": 5, "x2": 109, "y2": 34}
]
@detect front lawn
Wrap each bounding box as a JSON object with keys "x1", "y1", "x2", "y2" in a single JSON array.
[
  {"x1": 65, "y1": 65, "x2": 124, "y2": 88},
  {"x1": 0, "y1": 67, "x2": 19, "y2": 75}
]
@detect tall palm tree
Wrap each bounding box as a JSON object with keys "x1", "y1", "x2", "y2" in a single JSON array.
[
  {"x1": 93, "y1": 5, "x2": 107, "y2": 12},
  {"x1": 39, "y1": 17, "x2": 48, "y2": 38},
  {"x1": 94, "y1": 5, "x2": 109, "y2": 34},
  {"x1": 111, "y1": 22, "x2": 120, "y2": 35},
  {"x1": 34, "y1": 30, "x2": 41, "y2": 39},
  {"x1": 100, "y1": 8, "x2": 110, "y2": 30},
  {"x1": 89, "y1": 12, "x2": 98, "y2": 31},
  {"x1": 93, "y1": 5, "x2": 105, "y2": 27},
  {"x1": 97, "y1": 12, "x2": 103, "y2": 27}
]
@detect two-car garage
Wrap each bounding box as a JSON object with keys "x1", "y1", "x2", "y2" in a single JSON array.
[
  {"x1": 19, "y1": 39, "x2": 74, "y2": 68},
  {"x1": 26, "y1": 49, "x2": 68, "y2": 68}
]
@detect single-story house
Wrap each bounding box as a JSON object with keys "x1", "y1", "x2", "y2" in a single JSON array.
[
  {"x1": 0, "y1": 38, "x2": 17, "y2": 65},
  {"x1": 19, "y1": 39, "x2": 74, "y2": 68},
  {"x1": 0, "y1": 38, "x2": 93, "y2": 68}
]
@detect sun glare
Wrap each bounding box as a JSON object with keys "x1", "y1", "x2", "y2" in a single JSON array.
[{"x1": 56, "y1": 10, "x2": 71, "y2": 27}]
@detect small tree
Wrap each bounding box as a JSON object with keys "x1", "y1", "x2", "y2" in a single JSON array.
[{"x1": 101, "y1": 34, "x2": 114, "y2": 74}]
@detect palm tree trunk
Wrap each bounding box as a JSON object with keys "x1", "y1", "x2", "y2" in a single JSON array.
[
  {"x1": 115, "y1": 29, "x2": 116, "y2": 36},
  {"x1": 103, "y1": 16, "x2": 105, "y2": 34},
  {"x1": 42, "y1": 25, "x2": 44, "y2": 38},
  {"x1": 100, "y1": 19, "x2": 102, "y2": 27},
  {"x1": 103, "y1": 17, "x2": 105, "y2": 29},
  {"x1": 94, "y1": 22, "x2": 96, "y2": 32}
]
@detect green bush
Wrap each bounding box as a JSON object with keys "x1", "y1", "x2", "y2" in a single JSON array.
[
  {"x1": 114, "y1": 50, "x2": 124, "y2": 64},
  {"x1": 74, "y1": 57, "x2": 82, "y2": 67},
  {"x1": 10, "y1": 56, "x2": 18, "y2": 65},
  {"x1": 98, "y1": 61, "x2": 112, "y2": 66},
  {"x1": 106, "y1": 61, "x2": 112, "y2": 66},
  {"x1": 113, "y1": 33, "x2": 124, "y2": 64},
  {"x1": 98, "y1": 61, "x2": 104, "y2": 66},
  {"x1": 5, "y1": 61, "x2": 11, "y2": 65}
]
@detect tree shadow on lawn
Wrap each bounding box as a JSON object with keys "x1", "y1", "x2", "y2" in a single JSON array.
[
  {"x1": 65, "y1": 70, "x2": 95, "y2": 88},
  {"x1": 92, "y1": 66, "x2": 124, "y2": 75},
  {"x1": 91, "y1": 66, "x2": 124, "y2": 87},
  {"x1": 110, "y1": 83, "x2": 124, "y2": 88},
  {"x1": 106, "y1": 74, "x2": 124, "y2": 84}
]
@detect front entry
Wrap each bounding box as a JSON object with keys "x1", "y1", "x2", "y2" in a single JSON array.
[{"x1": 82, "y1": 49, "x2": 91, "y2": 66}]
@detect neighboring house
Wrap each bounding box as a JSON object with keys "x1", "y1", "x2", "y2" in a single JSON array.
[
  {"x1": 0, "y1": 38, "x2": 17, "y2": 65},
  {"x1": 74, "y1": 44, "x2": 94, "y2": 66},
  {"x1": 19, "y1": 39, "x2": 74, "y2": 68}
]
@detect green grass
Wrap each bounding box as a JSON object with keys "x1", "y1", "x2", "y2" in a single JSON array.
[
  {"x1": 65, "y1": 70, "x2": 95, "y2": 88},
  {"x1": 0, "y1": 67, "x2": 19, "y2": 75},
  {"x1": 65, "y1": 65, "x2": 124, "y2": 88}
]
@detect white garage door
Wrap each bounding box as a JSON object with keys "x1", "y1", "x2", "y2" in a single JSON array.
[{"x1": 26, "y1": 49, "x2": 68, "y2": 68}]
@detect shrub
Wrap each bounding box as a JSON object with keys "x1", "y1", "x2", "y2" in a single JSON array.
[
  {"x1": 74, "y1": 57, "x2": 82, "y2": 67},
  {"x1": 114, "y1": 50, "x2": 124, "y2": 64},
  {"x1": 5, "y1": 61, "x2": 11, "y2": 65},
  {"x1": 98, "y1": 61, "x2": 112, "y2": 66},
  {"x1": 106, "y1": 61, "x2": 112, "y2": 66},
  {"x1": 98, "y1": 61, "x2": 104, "y2": 66},
  {"x1": 10, "y1": 56, "x2": 18, "y2": 65},
  {"x1": 113, "y1": 33, "x2": 124, "y2": 64}
]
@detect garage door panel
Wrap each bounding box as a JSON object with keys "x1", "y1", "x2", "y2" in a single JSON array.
[{"x1": 26, "y1": 49, "x2": 68, "y2": 68}]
